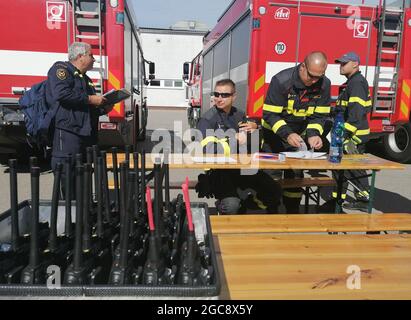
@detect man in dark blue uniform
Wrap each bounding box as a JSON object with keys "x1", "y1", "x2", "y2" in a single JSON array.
[
  {"x1": 46, "y1": 42, "x2": 112, "y2": 195},
  {"x1": 196, "y1": 79, "x2": 281, "y2": 214},
  {"x1": 336, "y1": 52, "x2": 371, "y2": 211},
  {"x1": 262, "y1": 51, "x2": 331, "y2": 213}
]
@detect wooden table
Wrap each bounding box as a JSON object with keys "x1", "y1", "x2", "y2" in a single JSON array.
[
  {"x1": 211, "y1": 215, "x2": 411, "y2": 300},
  {"x1": 106, "y1": 153, "x2": 403, "y2": 171},
  {"x1": 106, "y1": 153, "x2": 404, "y2": 213}
]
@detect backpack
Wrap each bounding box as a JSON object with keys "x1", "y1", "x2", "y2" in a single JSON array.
[{"x1": 18, "y1": 80, "x2": 55, "y2": 148}]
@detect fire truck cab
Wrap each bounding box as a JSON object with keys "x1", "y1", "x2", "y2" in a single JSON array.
[
  {"x1": 185, "y1": 0, "x2": 411, "y2": 162},
  {"x1": 0, "y1": 0, "x2": 155, "y2": 155}
]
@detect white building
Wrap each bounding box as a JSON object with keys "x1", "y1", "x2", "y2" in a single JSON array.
[{"x1": 140, "y1": 21, "x2": 208, "y2": 108}]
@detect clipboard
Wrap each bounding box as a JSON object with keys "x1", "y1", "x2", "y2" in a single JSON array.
[{"x1": 102, "y1": 88, "x2": 131, "y2": 105}]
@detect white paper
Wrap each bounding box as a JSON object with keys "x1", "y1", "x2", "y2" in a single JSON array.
[
  {"x1": 191, "y1": 156, "x2": 237, "y2": 163},
  {"x1": 281, "y1": 151, "x2": 327, "y2": 159}
]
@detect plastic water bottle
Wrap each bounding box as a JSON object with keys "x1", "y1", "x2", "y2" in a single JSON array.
[{"x1": 328, "y1": 110, "x2": 345, "y2": 163}]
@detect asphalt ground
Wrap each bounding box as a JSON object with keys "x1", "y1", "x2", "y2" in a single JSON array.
[{"x1": 0, "y1": 108, "x2": 410, "y2": 214}]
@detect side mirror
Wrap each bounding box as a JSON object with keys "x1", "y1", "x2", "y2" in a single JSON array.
[
  {"x1": 149, "y1": 62, "x2": 155, "y2": 76},
  {"x1": 183, "y1": 62, "x2": 190, "y2": 80}
]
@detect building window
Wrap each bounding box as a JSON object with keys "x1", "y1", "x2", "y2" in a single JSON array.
[
  {"x1": 164, "y1": 80, "x2": 174, "y2": 87},
  {"x1": 174, "y1": 80, "x2": 183, "y2": 87},
  {"x1": 150, "y1": 80, "x2": 161, "y2": 86}
]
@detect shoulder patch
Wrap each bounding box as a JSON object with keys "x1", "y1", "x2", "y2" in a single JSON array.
[{"x1": 56, "y1": 68, "x2": 67, "y2": 80}]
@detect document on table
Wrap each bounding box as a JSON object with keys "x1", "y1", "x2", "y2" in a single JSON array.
[
  {"x1": 281, "y1": 151, "x2": 327, "y2": 159},
  {"x1": 191, "y1": 156, "x2": 237, "y2": 163}
]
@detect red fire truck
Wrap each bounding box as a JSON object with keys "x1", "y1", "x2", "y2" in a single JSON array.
[
  {"x1": 184, "y1": 51, "x2": 203, "y2": 128},
  {"x1": 184, "y1": 0, "x2": 411, "y2": 163},
  {"x1": 0, "y1": 0, "x2": 155, "y2": 155}
]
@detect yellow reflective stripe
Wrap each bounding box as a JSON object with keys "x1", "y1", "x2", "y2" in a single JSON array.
[
  {"x1": 401, "y1": 100, "x2": 408, "y2": 118},
  {"x1": 291, "y1": 107, "x2": 316, "y2": 117},
  {"x1": 338, "y1": 100, "x2": 348, "y2": 106},
  {"x1": 351, "y1": 135, "x2": 362, "y2": 144},
  {"x1": 356, "y1": 190, "x2": 369, "y2": 197},
  {"x1": 200, "y1": 136, "x2": 231, "y2": 156},
  {"x1": 314, "y1": 106, "x2": 331, "y2": 114},
  {"x1": 283, "y1": 191, "x2": 302, "y2": 198},
  {"x1": 349, "y1": 96, "x2": 372, "y2": 107},
  {"x1": 263, "y1": 104, "x2": 283, "y2": 113},
  {"x1": 344, "y1": 122, "x2": 357, "y2": 133},
  {"x1": 355, "y1": 128, "x2": 370, "y2": 136},
  {"x1": 254, "y1": 95, "x2": 264, "y2": 113},
  {"x1": 254, "y1": 75, "x2": 265, "y2": 92},
  {"x1": 306, "y1": 106, "x2": 315, "y2": 116},
  {"x1": 306, "y1": 123, "x2": 324, "y2": 135},
  {"x1": 332, "y1": 192, "x2": 347, "y2": 200},
  {"x1": 253, "y1": 195, "x2": 267, "y2": 210},
  {"x1": 287, "y1": 100, "x2": 294, "y2": 113},
  {"x1": 403, "y1": 81, "x2": 410, "y2": 98},
  {"x1": 273, "y1": 120, "x2": 287, "y2": 133},
  {"x1": 293, "y1": 110, "x2": 308, "y2": 117},
  {"x1": 261, "y1": 119, "x2": 272, "y2": 130}
]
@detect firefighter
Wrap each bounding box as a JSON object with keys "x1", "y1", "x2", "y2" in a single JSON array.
[
  {"x1": 46, "y1": 42, "x2": 113, "y2": 196},
  {"x1": 334, "y1": 51, "x2": 371, "y2": 212},
  {"x1": 262, "y1": 51, "x2": 331, "y2": 213},
  {"x1": 195, "y1": 79, "x2": 281, "y2": 214}
]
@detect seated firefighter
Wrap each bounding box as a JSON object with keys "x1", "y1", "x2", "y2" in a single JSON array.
[{"x1": 195, "y1": 79, "x2": 282, "y2": 214}]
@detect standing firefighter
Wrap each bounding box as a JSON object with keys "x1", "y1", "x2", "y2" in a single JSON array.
[
  {"x1": 262, "y1": 51, "x2": 331, "y2": 213},
  {"x1": 46, "y1": 42, "x2": 113, "y2": 196},
  {"x1": 335, "y1": 52, "x2": 371, "y2": 212}
]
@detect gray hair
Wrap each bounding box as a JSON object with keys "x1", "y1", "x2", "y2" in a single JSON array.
[{"x1": 68, "y1": 42, "x2": 91, "y2": 61}]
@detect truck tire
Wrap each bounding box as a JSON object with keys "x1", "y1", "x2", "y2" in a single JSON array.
[{"x1": 383, "y1": 122, "x2": 411, "y2": 163}]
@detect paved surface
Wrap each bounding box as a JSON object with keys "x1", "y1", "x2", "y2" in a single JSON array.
[{"x1": 0, "y1": 108, "x2": 410, "y2": 214}]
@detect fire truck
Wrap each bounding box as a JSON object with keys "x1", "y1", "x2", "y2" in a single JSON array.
[
  {"x1": 184, "y1": 0, "x2": 411, "y2": 163},
  {"x1": 0, "y1": 0, "x2": 155, "y2": 155}
]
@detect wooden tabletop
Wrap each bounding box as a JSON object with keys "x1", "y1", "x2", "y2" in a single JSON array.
[
  {"x1": 106, "y1": 153, "x2": 404, "y2": 170},
  {"x1": 210, "y1": 214, "x2": 411, "y2": 299},
  {"x1": 210, "y1": 213, "x2": 411, "y2": 234},
  {"x1": 214, "y1": 233, "x2": 411, "y2": 300}
]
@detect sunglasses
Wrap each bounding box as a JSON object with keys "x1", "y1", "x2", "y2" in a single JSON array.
[
  {"x1": 304, "y1": 64, "x2": 324, "y2": 80},
  {"x1": 212, "y1": 91, "x2": 234, "y2": 98}
]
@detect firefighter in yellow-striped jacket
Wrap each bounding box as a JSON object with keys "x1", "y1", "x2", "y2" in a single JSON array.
[
  {"x1": 262, "y1": 51, "x2": 331, "y2": 213},
  {"x1": 334, "y1": 51, "x2": 371, "y2": 212}
]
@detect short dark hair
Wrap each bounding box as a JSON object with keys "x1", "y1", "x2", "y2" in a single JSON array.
[{"x1": 215, "y1": 79, "x2": 236, "y2": 92}]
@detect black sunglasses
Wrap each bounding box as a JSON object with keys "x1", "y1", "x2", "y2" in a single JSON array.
[
  {"x1": 212, "y1": 91, "x2": 234, "y2": 98},
  {"x1": 304, "y1": 64, "x2": 324, "y2": 80}
]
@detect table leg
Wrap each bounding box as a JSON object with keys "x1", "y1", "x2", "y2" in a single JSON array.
[
  {"x1": 334, "y1": 170, "x2": 345, "y2": 214},
  {"x1": 368, "y1": 170, "x2": 377, "y2": 214}
]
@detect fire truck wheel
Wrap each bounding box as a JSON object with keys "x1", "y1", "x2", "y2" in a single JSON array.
[{"x1": 383, "y1": 122, "x2": 411, "y2": 163}]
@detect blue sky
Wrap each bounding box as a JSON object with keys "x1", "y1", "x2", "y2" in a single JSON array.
[
  {"x1": 129, "y1": 0, "x2": 233, "y2": 29},
  {"x1": 129, "y1": 0, "x2": 391, "y2": 29}
]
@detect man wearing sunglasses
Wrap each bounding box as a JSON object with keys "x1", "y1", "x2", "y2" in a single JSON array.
[
  {"x1": 196, "y1": 79, "x2": 281, "y2": 214},
  {"x1": 262, "y1": 51, "x2": 331, "y2": 213}
]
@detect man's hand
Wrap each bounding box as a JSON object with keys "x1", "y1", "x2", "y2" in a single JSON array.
[
  {"x1": 287, "y1": 133, "x2": 303, "y2": 148},
  {"x1": 308, "y1": 136, "x2": 323, "y2": 150},
  {"x1": 88, "y1": 95, "x2": 107, "y2": 106},
  {"x1": 235, "y1": 131, "x2": 247, "y2": 145},
  {"x1": 239, "y1": 121, "x2": 257, "y2": 133}
]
